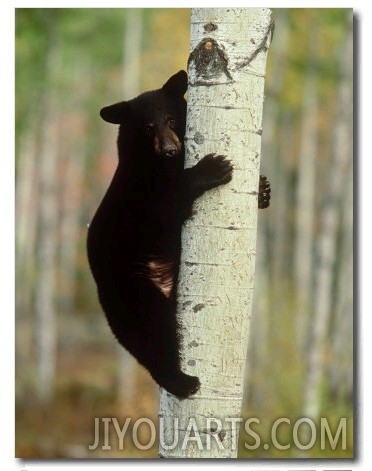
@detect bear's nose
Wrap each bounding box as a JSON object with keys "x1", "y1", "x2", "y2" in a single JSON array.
[{"x1": 162, "y1": 145, "x2": 178, "y2": 158}]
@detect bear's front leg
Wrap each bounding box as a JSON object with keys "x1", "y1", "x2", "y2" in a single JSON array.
[
  {"x1": 182, "y1": 154, "x2": 271, "y2": 219},
  {"x1": 183, "y1": 153, "x2": 233, "y2": 202}
]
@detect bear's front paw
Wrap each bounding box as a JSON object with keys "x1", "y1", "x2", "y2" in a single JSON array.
[
  {"x1": 195, "y1": 153, "x2": 233, "y2": 191},
  {"x1": 258, "y1": 175, "x2": 271, "y2": 209}
]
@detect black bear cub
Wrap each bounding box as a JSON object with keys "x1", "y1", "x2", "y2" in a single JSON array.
[{"x1": 87, "y1": 70, "x2": 271, "y2": 399}]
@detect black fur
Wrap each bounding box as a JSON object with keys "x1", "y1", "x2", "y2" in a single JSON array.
[{"x1": 87, "y1": 70, "x2": 270, "y2": 399}]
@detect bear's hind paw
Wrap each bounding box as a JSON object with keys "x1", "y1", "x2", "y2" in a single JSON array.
[{"x1": 160, "y1": 372, "x2": 200, "y2": 400}]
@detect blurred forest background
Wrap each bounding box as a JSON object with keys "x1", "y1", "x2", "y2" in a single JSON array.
[{"x1": 15, "y1": 8, "x2": 353, "y2": 458}]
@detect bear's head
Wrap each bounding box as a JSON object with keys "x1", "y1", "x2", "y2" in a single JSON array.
[{"x1": 100, "y1": 70, "x2": 188, "y2": 159}]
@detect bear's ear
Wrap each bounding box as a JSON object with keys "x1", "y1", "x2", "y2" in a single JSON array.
[
  {"x1": 100, "y1": 101, "x2": 130, "y2": 124},
  {"x1": 162, "y1": 70, "x2": 188, "y2": 97}
]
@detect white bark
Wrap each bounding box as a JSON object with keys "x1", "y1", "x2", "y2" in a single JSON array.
[
  {"x1": 294, "y1": 61, "x2": 318, "y2": 351},
  {"x1": 303, "y1": 17, "x2": 353, "y2": 420},
  {"x1": 117, "y1": 8, "x2": 144, "y2": 405},
  {"x1": 122, "y1": 9, "x2": 142, "y2": 98},
  {"x1": 16, "y1": 122, "x2": 39, "y2": 312},
  {"x1": 248, "y1": 10, "x2": 289, "y2": 401},
  {"x1": 58, "y1": 63, "x2": 90, "y2": 312},
  {"x1": 264, "y1": 9, "x2": 290, "y2": 286},
  {"x1": 159, "y1": 8, "x2": 273, "y2": 458},
  {"x1": 34, "y1": 25, "x2": 60, "y2": 401},
  {"x1": 15, "y1": 122, "x2": 39, "y2": 390},
  {"x1": 329, "y1": 171, "x2": 353, "y2": 400}
]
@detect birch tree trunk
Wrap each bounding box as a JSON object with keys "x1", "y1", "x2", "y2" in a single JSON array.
[
  {"x1": 265, "y1": 11, "x2": 290, "y2": 288},
  {"x1": 329, "y1": 171, "x2": 353, "y2": 401},
  {"x1": 247, "y1": 10, "x2": 289, "y2": 404},
  {"x1": 117, "y1": 8, "x2": 143, "y2": 405},
  {"x1": 16, "y1": 122, "x2": 39, "y2": 313},
  {"x1": 302, "y1": 16, "x2": 353, "y2": 420},
  {"x1": 34, "y1": 14, "x2": 60, "y2": 401},
  {"x1": 159, "y1": 8, "x2": 273, "y2": 458},
  {"x1": 58, "y1": 62, "x2": 90, "y2": 312},
  {"x1": 294, "y1": 57, "x2": 318, "y2": 352}
]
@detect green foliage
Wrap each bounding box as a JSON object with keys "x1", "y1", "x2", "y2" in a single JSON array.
[
  {"x1": 16, "y1": 9, "x2": 49, "y2": 132},
  {"x1": 269, "y1": 8, "x2": 352, "y2": 112}
]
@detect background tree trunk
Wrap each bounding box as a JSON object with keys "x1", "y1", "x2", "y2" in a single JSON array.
[
  {"x1": 16, "y1": 121, "x2": 39, "y2": 313},
  {"x1": 329, "y1": 171, "x2": 353, "y2": 401},
  {"x1": 247, "y1": 9, "x2": 289, "y2": 405},
  {"x1": 159, "y1": 8, "x2": 273, "y2": 458},
  {"x1": 34, "y1": 12, "x2": 60, "y2": 402},
  {"x1": 116, "y1": 8, "x2": 144, "y2": 406},
  {"x1": 58, "y1": 61, "x2": 90, "y2": 313},
  {"x1": 302, "y1": 16, "x2": 353, "y2": 420},
  {"x1": 294, "y1": 41, "x2": 318, "y2": 352}
]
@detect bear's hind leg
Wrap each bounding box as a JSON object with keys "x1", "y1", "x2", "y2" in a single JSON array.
[
  {"x1": 106, "y1": 279, "x2": 200, "y2": 399},
  {"x1": 140, "y1": 285, "x2": 200, "y2": 399}
]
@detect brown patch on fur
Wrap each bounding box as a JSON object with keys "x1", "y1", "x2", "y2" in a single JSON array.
[
  {"x1": 153, "y1": 135, "x2": 161, "y2": 155},
  {"x1": 154, "y1": 125, "x2": 181, "y2": 156},
  {"x1": 136, "y1": 257, "x2": 174, "y2": 298}
]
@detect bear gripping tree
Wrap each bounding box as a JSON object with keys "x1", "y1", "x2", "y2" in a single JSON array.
[{"x1": 159, "y1": 8, "x2": 273, "y2": 458}]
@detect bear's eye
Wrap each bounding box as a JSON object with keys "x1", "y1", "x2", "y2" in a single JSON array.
[
  {"x1": 145, "y1": 123, "x2": 155, "y2": 135},
  {"x1": 168, "y1": 117, "x2": 175, "y2": 128}
]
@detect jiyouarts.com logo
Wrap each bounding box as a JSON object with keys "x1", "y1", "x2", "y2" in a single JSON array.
[{"x1": 88, "y1": 416, "x2": 348, "y2": 452}]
